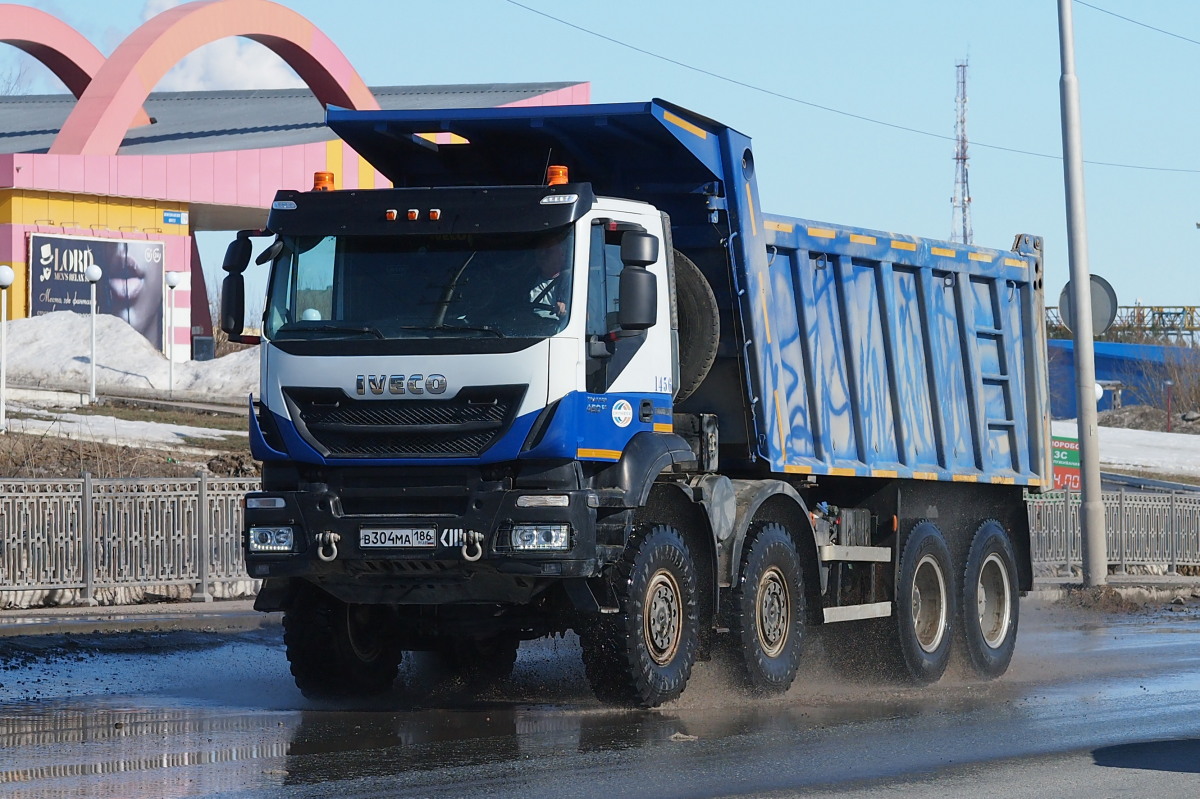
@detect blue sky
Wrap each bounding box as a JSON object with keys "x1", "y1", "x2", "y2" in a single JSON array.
[{"x1": 4, "y1": 0, "x2": 1199, "y2": 310}]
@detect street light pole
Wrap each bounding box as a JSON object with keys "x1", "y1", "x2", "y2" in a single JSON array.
[
  {"x1": 1058, "y1": 0, "x2": 1107, "y2": 587},
  {"x1": 165, "y1": 271, "x2": 182, "y2": 397},
  {"x1": 0, "y1": 265, "x2": 13, "y2": 432},
  {"x1": 85, "y1": 264, "x2": 103, "y2": 404}
]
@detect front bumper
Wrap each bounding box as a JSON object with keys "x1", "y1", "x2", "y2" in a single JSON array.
[{"x1": 243, "y1": 484, "x2": 608, "y2": 604}]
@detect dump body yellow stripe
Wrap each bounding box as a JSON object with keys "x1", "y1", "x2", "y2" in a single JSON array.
[
  {"x1": 952, "y1": 474, "x2": 979, "y2": 482},
  {"x1": 871, "y1": 470, "x2": 898, "y2": 479},
  {"x1": 760, "y1": 282, "x2": 772, "y2": 344},
  {"x1": 663, "y1": 110, "x2": 708, "y2": 139},
  {"x1": 745, "y1": 184, "x2": 758, "y2": 236},
  {"x1": 849, "y1": 234, "x2": 876, "y2": 245},
  {"x1": 808, "y1": 227, "x2": 837, "y2": 239},
  {"x1": 653, "y1": 422, "x2": 673, "y2": 433},
  {"x1": 783, "y1": 464, "x2": 813, "y2": 474},
  {"x1": 968, "y1": 252, "x2": 993, "y2": 262},
  {"x1": 1004, "y1": 257, "x2": 1026, "y2": 267},
  {"x1": 766, "y1": 220, "x2": 794, "y2": 233},
  {"x1": 931, "y1": 246, "x2": 956, "y2": 257},
  {"x1": 891, "y1": 240, "x2": 917, "y2": 251}
]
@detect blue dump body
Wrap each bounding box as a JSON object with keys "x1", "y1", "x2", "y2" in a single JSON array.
[
  {"x1": 756, "y1": 220, "x2": 1048, "y2": 487},
  {"x1": 327, "y1": 99, "x2": 1050, "y2": 488}
]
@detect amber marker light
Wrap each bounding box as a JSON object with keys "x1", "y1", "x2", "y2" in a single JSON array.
[
  {"x1": 407, "y1": 209, "x2": 419, "y2": 221},
  {"x1": 429, "y1": 208, "x2": 442, "y2": 221},
  {"x1": 312, "y1": 171, "x2": 335, "y2": 191},
  {"x1": 385, "y1": 209, "x2": 398, "y2": 221},
  {"x1": 546, "y1": 165, "x2": 569, "y2": 186}
]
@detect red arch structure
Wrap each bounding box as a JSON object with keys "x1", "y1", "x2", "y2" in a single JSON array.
[
  {"x1": 0, "y1": 4, "x2": 152, "y2": 127},
  {"x1": 50, "y1": 0, "x2": 380, "y2": 156}
]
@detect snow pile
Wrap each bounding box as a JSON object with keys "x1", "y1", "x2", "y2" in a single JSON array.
[
  {"x1": 2, "y1": 311, "x2": 257, "y2": 403},
  {"x1": 1052, "y1": 420, "x2": 1200, "y2": 480}
]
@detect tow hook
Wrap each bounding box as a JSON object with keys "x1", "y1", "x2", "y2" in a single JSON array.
[
  {"x1": 461, "y1": 530, "x2": 485, "y2": 562},
  {"x1": 315, "y1": 531, "x2": 341, "y2": 562}
]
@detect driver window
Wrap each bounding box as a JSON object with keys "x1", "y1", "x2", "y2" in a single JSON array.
[
  {"x1": 294, "y1": 237, "x2": 336, "y2": 321},
  {"x1": 586, "y1": 225, "x2": 623, "y2": 336}
]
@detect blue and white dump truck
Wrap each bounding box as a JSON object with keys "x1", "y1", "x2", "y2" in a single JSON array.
[{"x1": 223, "y1": 99, "x2": 1049, "y2": 707}]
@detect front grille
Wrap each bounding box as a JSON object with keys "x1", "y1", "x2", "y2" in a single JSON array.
[{"x1": 283, "y1": 385, "x2": 526, "y2": 459}]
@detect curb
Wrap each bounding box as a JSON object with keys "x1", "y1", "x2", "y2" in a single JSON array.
[{"x1": 0, "y1": 599, "x2": 280, "y2": 638}]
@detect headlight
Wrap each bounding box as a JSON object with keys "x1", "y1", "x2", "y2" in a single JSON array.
[
  {"x1": 248, "y1": 526, "x2": 295, "y2": 552},
  {"x1": 515, "y1": 494, "x2": 570, "y2": 508},
  {"x1": 509, "y1": 523, "x2": 571, "y2": 551}
]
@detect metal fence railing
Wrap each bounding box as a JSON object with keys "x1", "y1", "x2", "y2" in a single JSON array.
[
  {"x1": 4, "y1": 478, "x2": 1196, "y2": 607},
  {"x1": 0, "y1": 475, "x2": 261, "y2": 607},
  {"x1": 1027, "y1": 489, "x2": 1200, "y2": 573}
]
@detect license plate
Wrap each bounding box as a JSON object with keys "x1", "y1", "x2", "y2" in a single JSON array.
[{"x1": 359, "y1": 527, "x2": 437, "y2": 548}]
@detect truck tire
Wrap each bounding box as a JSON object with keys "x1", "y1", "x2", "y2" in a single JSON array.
[
  {"x1": 283, "y1": 588, "x2": 402, "y2": 699},
  {"x1": 436, "y1": 634, "x2": 521, "y2": 688},
  {"x1": 673, "y1": 250, "x2": 719, "y2": 402},
  {"x1": 888, "y1": 521, "x2": 955, "y2": 684},
  {"x1": 960, "y1": 520, "x2": 1019, "y2": 679},
  {"x1": 579, "y1": 524, "x2": 700, "y2": 707},
  {"x1": 729, "y1": 523, "x2": 806, "y2": 694}
]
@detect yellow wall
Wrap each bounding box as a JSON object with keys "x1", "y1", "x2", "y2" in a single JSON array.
[
  {"x1": 1, "y1": 190, "x2": 189, "y2": 233},
  {"x1": 0, "y1": 190, "x2": 190, "y2": 319}
]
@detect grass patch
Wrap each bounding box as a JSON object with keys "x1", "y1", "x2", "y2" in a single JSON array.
[
  {"x1": 72, "y1": 400, "x2": 247, "y2": 432},
  {"x1": 180, "y1": 433, "x2": 248, "y2": 453}
]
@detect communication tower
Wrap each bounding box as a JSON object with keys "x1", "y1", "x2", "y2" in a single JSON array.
[{"x1": 951, "y1": 59, "x2": 972, "y2": 245}]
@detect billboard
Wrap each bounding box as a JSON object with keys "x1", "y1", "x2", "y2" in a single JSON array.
[
  {"x1": 29, "y1": 234, "x2": 165, "y2": 349},
  {"x1": 1051, "y1": 435, "x2": 1081, "y2": 490}
]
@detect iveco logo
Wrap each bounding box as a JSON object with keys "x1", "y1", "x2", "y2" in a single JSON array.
[{"x1": 356, "y1": 374, "x2": 448, "y2": 396}]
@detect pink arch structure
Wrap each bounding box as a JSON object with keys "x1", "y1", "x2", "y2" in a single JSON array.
[
  {"x1": 0, "y1": 4, "x2": 152, "y2": 127},
  {"x1": 50, "y1": 0, "x2": 381, "y2": 156}
]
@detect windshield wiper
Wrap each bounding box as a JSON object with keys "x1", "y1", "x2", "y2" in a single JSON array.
[
  {"x1": 278, "y1": 323, "x2": 385, "y2": 339},
  {"x1": 395, "y1": 324, "x2": 506, "y2": 339}
]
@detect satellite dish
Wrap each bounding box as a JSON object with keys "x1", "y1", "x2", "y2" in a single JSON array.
[{"x1": 1059, "y1": 274, "x2": 1118, "y2": 336}]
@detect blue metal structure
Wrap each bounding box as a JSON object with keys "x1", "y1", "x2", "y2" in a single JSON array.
[{"x1": 759, "y1": 221, "x2": 1047, "y2": 486}]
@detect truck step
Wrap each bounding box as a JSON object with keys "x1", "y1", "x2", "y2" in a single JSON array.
[
  {"x1": 818, "y1": 544, "x2": 891, "y2": 563},
  {"x1": 823, "y1": 602, "x2": 892, "y2": 623}
]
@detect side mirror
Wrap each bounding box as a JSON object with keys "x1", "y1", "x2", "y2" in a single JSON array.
[
  {"x1": 618, "y1": 265, "x2": 657, "y2": 330},
  {"x1": 223, "y1": 236, "x2": 251, "y2": 274},
  {"x1": 620, "y1": 232, "x2": 659, "y2": 267},
  {"x1": 256, "y1": 238, "x2": 284, "y2": 266},
  {"x1": 221, "y1": 272, "x2": 245, "y2": 339}
]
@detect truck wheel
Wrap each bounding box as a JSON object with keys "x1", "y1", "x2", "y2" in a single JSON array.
[
  {"x1": 673, "y1": 250, "x2": 719, "y2": 402},
  {"x1": 960, "y1": 520, "x2": 1019, "y2": 679},
  {"x1": 579, "y1": 524, "x2": 700, "y2": 707},
  {"x1": 730, "y1": 523, "x2": 806, "y2": 694},
  {"x1": 283, "y1": 588, "x2": 402, "y2": 699},
  {"x1": 889, "y1": 522, "x2": 955, "y2": 684},
  {"x1": 436, "y1": 634, "x2": 521, "y2": 688}
]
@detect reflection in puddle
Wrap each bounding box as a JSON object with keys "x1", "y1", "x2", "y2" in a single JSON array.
[{"x1": 0, "y1": 703, "x2": 293, "y2": 799}]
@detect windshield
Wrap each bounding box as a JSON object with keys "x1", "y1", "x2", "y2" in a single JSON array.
[{"x1": 263, "y1": 228, "x2": 574, "y2": 341}]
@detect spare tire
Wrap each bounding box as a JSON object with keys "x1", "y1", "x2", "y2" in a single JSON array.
[{"x1": 673, "y1": 250, "x2": 719, "y2": 402}]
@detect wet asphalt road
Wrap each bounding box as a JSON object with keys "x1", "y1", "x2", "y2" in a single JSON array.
[{"x1": 1, "y1": 600, "x2": 1199, "y2": 798}]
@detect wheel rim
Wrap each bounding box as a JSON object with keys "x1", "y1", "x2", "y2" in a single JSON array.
[
  {"x1": 345, "y1": 604, "x2": 382, "y2": 663},
  {"x1": 977, "y1": 552, "x2": 1013, "y2": 649},
  {"x1": 644, "y1": 569, "x2": 683, "y2": 666},
  {"x1": 910, "y1": 554, "x2": 947, "y2": 654},
  {"x1": 756, "y1": 566, "x2": 790, "y2": 658}
]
